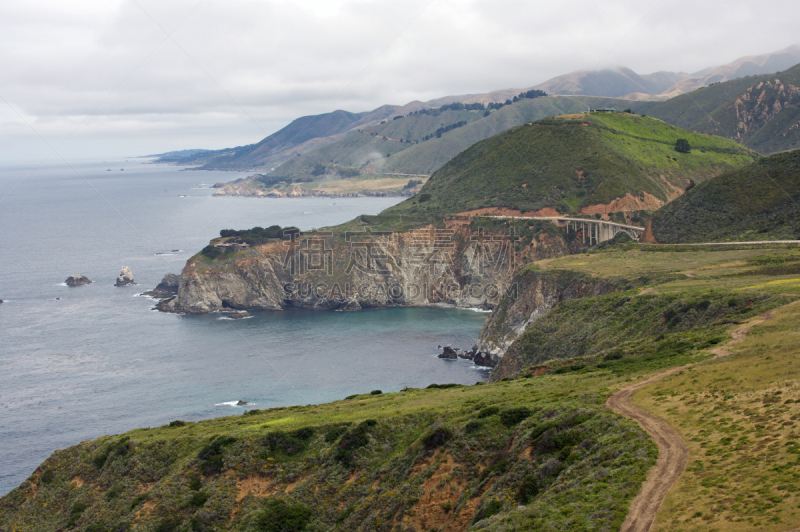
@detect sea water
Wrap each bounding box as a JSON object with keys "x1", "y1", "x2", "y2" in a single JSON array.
[{"x1": 0, "y1": 159, "x2": 488, "y2": 496}]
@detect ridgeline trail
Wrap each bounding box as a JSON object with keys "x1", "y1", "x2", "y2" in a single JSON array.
[{"x1": 606, "y1": 308, "x2": 783, "y2": 532}]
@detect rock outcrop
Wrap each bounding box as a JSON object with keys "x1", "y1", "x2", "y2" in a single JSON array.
[
  {"x1": 437, "y1": 346, "x2": 458, "y2": 359},
  {"x1": 65, "y1": 275, "x2": 92, "y2": 287},
  {"x1": 143, "y1": 273, "x2": 180, "y2": 298},
  {"x1": 228, "y1": 311, "x2": 252, "y2": 319},
  {"x1": 473, "y1": 269, "x2": 624, "y2": 368},
  {"x1": 114, "y1": 266, "x2": 134, "y2": 287},
  {"x1": 159, "y1": 225, "x2": 576, "y2": 314}
]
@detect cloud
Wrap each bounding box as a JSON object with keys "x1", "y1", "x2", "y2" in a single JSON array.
[{"x1": 0, "y1": 0, "x2": 798, "y2": 162}]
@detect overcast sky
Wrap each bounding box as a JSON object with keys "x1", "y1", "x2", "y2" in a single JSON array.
[{"x1": 0, "y1": 0, "x2": 798, "y2": 163}]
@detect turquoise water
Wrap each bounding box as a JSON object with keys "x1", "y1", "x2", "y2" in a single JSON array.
[{"x1": 0, "y1": 160, "x2": 489, "y2": 495}]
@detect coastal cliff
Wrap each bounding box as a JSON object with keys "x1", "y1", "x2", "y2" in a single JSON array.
[
  {"x1": 472, "y1": 268, "x2": 624, "y2": 367},
  {"x1": 159, "y1": 223, "x2": 577, "y2": 314}
]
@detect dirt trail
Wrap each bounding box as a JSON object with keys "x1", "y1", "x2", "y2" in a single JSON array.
[{"x1": 606, "y1": 310, "x2": 778, "y2": 532}]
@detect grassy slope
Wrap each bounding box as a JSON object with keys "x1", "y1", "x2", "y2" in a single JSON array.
[
  {"x1": 384, "y1": 113, "x2": 757, "y2": 216},
  {"x1": 0, "y1": 377, "x2": 657, "y2": 532},
  {"x1": 651, "y1": 150, "x2": 800, "y2": 243},
  {"x1": 649, "y1": 63, "x2": 800, "y2": 154},
  {"x1": 636, "y1": 300, "x2": 800, "y2": 531}
]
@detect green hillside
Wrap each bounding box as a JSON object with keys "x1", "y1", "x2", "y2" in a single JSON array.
[
  {"x1": 379, "y1": 96, "x2": 656, "y2": 176},
  {"x1": 649, "y1": 63, "x2": 800, "y2": 154},
  {"x1": 651, "y1": 150, "x2": 800, "y2": 243},
  {"x1": 384, "y1": 112, "x2": 758, "y2": 216}
]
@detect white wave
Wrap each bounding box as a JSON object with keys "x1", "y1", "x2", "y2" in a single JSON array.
[
  {"x1": 464, "y1": 307, "x2": 491, "y2": 313},
  {"x1": 56, "y1": 283, "x2": 68, "y2": 287},
  {"x1": 215, "y1": 400, "x2": 256, "y2": 407},
  {"x1": 218, "y1": 315, "x2": 254, "y2": 320}
]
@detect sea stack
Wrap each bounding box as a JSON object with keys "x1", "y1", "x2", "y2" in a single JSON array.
[
  {"x1": 115, "y1": 266, "x2": 135, "y2": 287},
  {"x1": 65, "y1": 275, "x2": 92, "y2": 287}
]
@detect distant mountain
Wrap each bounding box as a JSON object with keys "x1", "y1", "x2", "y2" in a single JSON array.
[
  {"x1": 533, "y1": 67, "x2": 690, "y2": 99},
  {"x1": 383, "y1": 112, "x2": 757, "y2": 217},
  {"x1": 167, "y1": 95, "x2": 479, "y2": 171},
  {"x1": 659, "y1": 44, "x2": 800, "y2": 97},
  {"x1": 649, "y1": 62, "x2": 800, "y2": 154},
  {"x1": 268, "y1": 96, "x2": 655, "y2": 181},
  {"x1": 529, "y1": 44, "x2": 800, "y2": 101},
  {"x1": 651, "y1": 150, "x2": 800, "y2": 243}
]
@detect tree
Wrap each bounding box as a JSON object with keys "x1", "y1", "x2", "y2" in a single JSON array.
[{"x1": 675, "y1": 139, "x2": 691, "y2": 153}]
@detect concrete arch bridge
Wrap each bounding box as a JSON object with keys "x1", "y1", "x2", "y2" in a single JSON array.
[{"x1": 490, "y1": 215, "x2": 645, "y2": 245}]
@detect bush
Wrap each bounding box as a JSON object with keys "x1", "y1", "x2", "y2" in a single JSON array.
[
  {"x1": 188, "y1": 491, "x2": 209, "y2": 508},
  {"x1": 250, "y1": 499, "x2": 312, "y2": 532},
  {"x1": 169, "y1": 420, "x2": 185, "y2": 427},
  {"x1": 40, "y1": 470, "x2": 54, "y2": 485},
  {"x1": 197, "y1": 435, "x2": 237, "y2": 475},
  {"x1": 370, "y1": 390, "x2": 382, "y2": 395},
  {"x1": 66, "y1": 503, "x2": 88, "y2": 528},
  {"x1": 422, "y1": 427, "x2": 452, "y2": 449},
  {"x1": 518, "y1": 474, "x2": 540, "y2": 503},
  {"x1": 473, "y1": 499, "x2": 503, "y2": 524},
  {"x1": 335, "y1": 421, "x2": 376, "y2": 466},
  {"x1": 201, "y1": 245, "x2": 222, "y2": 260},
  {"x1": 477, "y1": 406, "x2": 500, "y2": 418},
  {"x1": 499, "y1": 407, "x2": 532, "y2": 427},
  {"x1": 263, "y1": 428, "x2": 315, "y2": 456}
]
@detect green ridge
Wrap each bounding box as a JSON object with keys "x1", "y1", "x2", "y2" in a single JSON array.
[
  {"x1": 651, "y1": 150, "x2": 800, "y2": 243},
  {"x1": 384, "y1": 112, "x2": 758, "y2": 216}
]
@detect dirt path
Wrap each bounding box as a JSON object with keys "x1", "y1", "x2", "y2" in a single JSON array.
[
  {"x1": 606, "y1": 366, "x2": 690, "y2": 532},
  {"x1": 606, "y1": 310, "x2": 778, "y2": 532}
]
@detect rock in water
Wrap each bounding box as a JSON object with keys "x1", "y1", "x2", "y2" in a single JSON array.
[
  {"x1": 66, "y1": 274, "x2": 92, "y2": 287},
  {"x1": 438, "y1": 345, "x2": 458, "y2": 359},
  {"x1": 236, "y1": 400, "x2": 249, "y2": 406},
  {"x1": 229, "y1": 311, "x2": 252, "y2": 319},
  {"x1": 115, "y1": 266, "x2": 134, "y2": 287},
  {"x1": 142, "y1": 273, "x2": 180, "y2": 298},
  {"x1": 473, "y1": 352, "x2": 497, "y2": 368}
]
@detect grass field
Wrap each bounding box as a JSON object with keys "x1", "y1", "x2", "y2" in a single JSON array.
[{"x1": 635, "y1": 300, "x2": 800, "y2": 531}]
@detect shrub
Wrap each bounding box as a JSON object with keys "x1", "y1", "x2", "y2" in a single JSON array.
[
  {"x1": 201, "y1": 245, "x2": 222, "y2": 260},
  {"x1": 263, "y1": 428, "x2": 315, "y2": 456},
  {"x1": 335, "y1": 421, "x2": 376, "y2": 466},
  {"x1": 188, "y1": 491, "x2": 209, "y2": 508},
  {"x1": 422, "y1": 427, "x2": 452, "y2": 449},
  {"x1": 93, "y1": 437, "x2": 131, "y2": 469},
  {"x1": 250, "y1": 499, "x2": 312, "y2": 532},
  {"x1": 473, "y1": 499, "x2": 503, "y2": 524},
  {"x1": 169, "y1": 420, "x2": 185, "y2": 427},
  {"x1": 518, "y1": 474, "x2": 540, "y2": 503},
  {"x1": 197, "y1": 435, "x2": 237, "y2": 475},
  {"x1": 440, "y1": 501, "x2": 452, "y2": 513},
  {"x1": 188, "y1": 473, "x2": 203, "y2": 491},
  {"x1": 476, "y1": 406, "x2": 500, "y2": 418},
  {"x1": 370, "y1": 390, "x2": 382, "y2": 395},
  {"x1": 66, "y1": 503, "x2": 88, "y2": 528},
  {"x1": 500, "y1": 407, "x2": 532, "y2": 427},
  {"x1": 40, "y1": 470, "x2": 54, "y2": 485},
  {"x1": 324, "y1": 424, "x2": 349, "y2": 443}
]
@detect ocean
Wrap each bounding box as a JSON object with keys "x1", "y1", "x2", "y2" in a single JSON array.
[{"x1": 0, "y1": 159, "x2": 489, "y2": 496}]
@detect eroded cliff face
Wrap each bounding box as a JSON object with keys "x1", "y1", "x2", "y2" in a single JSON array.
[
  {"x1": 159, "y1": 226, "x2": 575, "y2": 314},
  {"x1": 475, "y1": 269, "x2": 623, "y2": 369}
]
